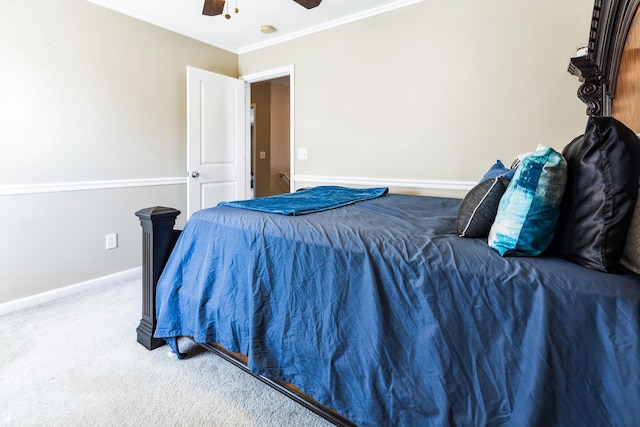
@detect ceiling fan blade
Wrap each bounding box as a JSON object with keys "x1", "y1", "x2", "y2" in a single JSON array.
[
  {"x1": 203, "y1": 0, "x2": 225, "y2": 16},
  {"x1": 293, "y1": 0, "x2": 322, "y2": 9}
]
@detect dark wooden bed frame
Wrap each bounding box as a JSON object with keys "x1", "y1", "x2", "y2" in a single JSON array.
[
  {"x1": 135, "y1": 1, "x2": 639, "y2": 424},
  {"x1": 570, "y1": 0, "x2": 640, "y2": 131}
]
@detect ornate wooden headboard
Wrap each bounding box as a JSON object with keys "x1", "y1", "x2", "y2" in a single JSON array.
[{"x1": 569, "y1": 0, "x2": 640, "y2": 132}]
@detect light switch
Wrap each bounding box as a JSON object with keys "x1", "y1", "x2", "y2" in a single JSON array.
[
  {"x1": 298, "y1": 147, "x2": 308, "y2": 160},
  {"x1": 259, "y1": 151, "x2": 266, "y2": 159}
]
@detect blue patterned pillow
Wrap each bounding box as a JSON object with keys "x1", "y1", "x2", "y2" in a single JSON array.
[{"x1": 488, "y1": 148, "x2": 567, "y2": 256}]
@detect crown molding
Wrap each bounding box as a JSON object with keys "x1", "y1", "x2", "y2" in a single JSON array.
[{"x1": 238, "y1": 0, "x2": 424, "y2": 54}]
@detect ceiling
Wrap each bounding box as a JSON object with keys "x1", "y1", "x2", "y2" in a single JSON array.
[{"x1": 87, "y1": 0, "x2": 423, "y2": 54}]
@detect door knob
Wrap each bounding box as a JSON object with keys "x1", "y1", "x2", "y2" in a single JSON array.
[{"x1": 191, "y1": 171, "x2": 200, "y2": 178}]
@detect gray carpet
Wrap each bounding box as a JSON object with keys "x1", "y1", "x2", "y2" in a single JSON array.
[{"x1": 0, "y1": 275, "x2": 332, "y2": 427}]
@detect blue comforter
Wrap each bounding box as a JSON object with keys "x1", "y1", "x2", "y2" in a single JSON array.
[{"x1": 154, "y1": 194, "x2": 640, "y2": 426}]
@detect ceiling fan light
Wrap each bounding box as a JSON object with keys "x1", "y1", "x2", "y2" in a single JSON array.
[
  {"x1": 293, "y1": 0, "x2": 322, "y2": 9},
  {"x1": 202, "y1": 0, "x2": 226, "y2": 16},
  {"x1": 260, "y1": 25, "x2": 277, "y2": 34}
]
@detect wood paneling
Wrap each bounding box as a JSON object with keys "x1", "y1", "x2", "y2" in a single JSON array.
[{"x1": 613, "y1": 5, "x2": 640, "y2": 132}]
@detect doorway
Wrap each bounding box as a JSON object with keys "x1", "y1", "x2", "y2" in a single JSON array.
[
  {"x1": 241, "y1": 66, "x2": 294, "y2": 198},
  {"x1": 250, "y1": 77, "x2": 290, "y2": 198}
]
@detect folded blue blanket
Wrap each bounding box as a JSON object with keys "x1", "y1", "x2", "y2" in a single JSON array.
[{"x1": 218, "y1": 185, "x2": 389, "y2": 215}]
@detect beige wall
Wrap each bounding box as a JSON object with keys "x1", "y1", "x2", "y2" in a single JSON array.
[
  {"x1": 1, "y1": 0, "x2": 595, "y2": 304},
  {"x1": 239, "y1": 0, "x2": 593, "y2": 194},
  {"x1": 0, "y1": 0, "x2": 237, "y2": 303}
]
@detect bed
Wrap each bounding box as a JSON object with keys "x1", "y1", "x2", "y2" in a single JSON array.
[{"x1": 135, "y1": 1, "x2": 640, "y2": 425}]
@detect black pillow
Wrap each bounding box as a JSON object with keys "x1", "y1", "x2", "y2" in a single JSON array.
[
  {"x1": 458, "y1": 177, "x2": 509, "y2": 238},
  {"x1": 553, "y1": 116, "x2": 640, "y2": 272}
]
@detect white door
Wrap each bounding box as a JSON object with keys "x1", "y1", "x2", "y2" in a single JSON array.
[{"x1": 187, "y1": 66, "x2": 249, "y2": 218}]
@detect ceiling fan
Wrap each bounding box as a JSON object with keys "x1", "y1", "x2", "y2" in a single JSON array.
[{"x1": 202, "y1": 0, "x2": 322, "y2": 16}]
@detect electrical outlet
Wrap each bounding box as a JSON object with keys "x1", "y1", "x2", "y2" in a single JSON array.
[{"x1": 105, "y1": 233, "x2": 118, "y2": 250}]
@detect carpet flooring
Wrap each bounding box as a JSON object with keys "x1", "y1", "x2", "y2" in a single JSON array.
[{"x1": 0, "y1": 275, "x2": 332, "y2": 427}]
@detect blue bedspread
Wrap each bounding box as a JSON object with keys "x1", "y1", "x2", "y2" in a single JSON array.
[
  {"x1": 154, "y1": 194, "x2": 640, "y2": 426},
  {"x1": 218, "y1": 185, "x2": 388, "y2": 215}
]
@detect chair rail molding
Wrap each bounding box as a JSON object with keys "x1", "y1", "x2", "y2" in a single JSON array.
[
  {"x1": 293, "y1": 175, "x2": 475, "y2": 192},
  {"x1": 0, "y1": 177, "x2": 187, "y2": 196}
]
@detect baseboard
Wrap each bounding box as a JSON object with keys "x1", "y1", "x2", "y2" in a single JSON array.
[{"x1": 0, "y1": 267, "x2": 142, "y2": 316}]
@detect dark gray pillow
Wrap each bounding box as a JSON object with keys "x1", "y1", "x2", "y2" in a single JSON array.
[
  {"x1": 553, "y1": 116, "x2": 640, "y2": 272},
  {"x1": 458, "y1": 177, "x2": 509, "y2": 238}
]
